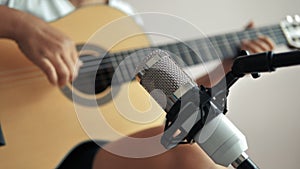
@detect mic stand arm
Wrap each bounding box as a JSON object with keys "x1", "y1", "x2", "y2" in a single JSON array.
[{"x1": 212, "y1": 49, "x2": 279, "y2": 115}]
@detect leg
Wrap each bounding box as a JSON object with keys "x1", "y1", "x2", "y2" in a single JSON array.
[
  {"x1": 92, "y1": 126, "x2": 227, "y2": 169},
  {"x1": 57, "y1": 140, "x2": 107, "y2": 169}
]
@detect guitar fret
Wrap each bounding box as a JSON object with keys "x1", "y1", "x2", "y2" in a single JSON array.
[
  {"x1": 128, "y1": 51, "x2": 139, "y2": 76},
  {"x1": 102, "y1": 56, "x2": 114, "y2": 81},
  {"x1": 111, "y1": 53, "x2": 123, "y2": 84},
  {"x1": 127, "y1": 50, "x2": 138, "y2": 81},
  {"x1": 174, "y1": 43, "x2": 194, "y2": 66},
  {"x1": 270, "y1": 27, "x2": 279, "y2": 45},
  {"x1": 179, "y1": 43, "x2": 199, "y2": 66},
  {"x1": 271, "y1": 28, "x2": 281, "y2": 44},
  {"x1": 172, "y1": 43, "x2": 181, "y2": 57},
  {"x1": 158, "y1": 44, "x2": 169, "y2": 53},
  {"x1": 217, "y1": 34, "x2": 235, "y2": 58},
  {"x1": 224, "y1": 33, "x2": 240, "y2": 58},
  {"x1": 179, "y1": 43, "x2": 192, "y2": 64},
  {"x1": 186, "y1": 40, "x2": 205, "y2": 65},
  {"x1": 201, "y1": 38, "x2": 218, "y2": 62},
  {"x1": 213, "y1": 36, "x2": 226, "y2": 57},
  {"x1": 121, "y1": 51, "x2": 132, "y2": 83},
  {"x1": 273, "y1": 26, "x2": 287, "y2": 45},
  {"x1": 187, "y1": 43, "x2": 203, "y2": 65},
  {"x1": 249, "y1": 29, "x2": 258, "y2": 39},
  {"x1": 258, "y1": 25, "x2": 286, "y2": 45},
  {"x1": 199, "y1": 38, "x2": 216, "y2": 62},
  {"x1": 208, "y1": 36, "x2": 223, "y2": 61},
  {"x1": 103, "y1": 24, "x2": 289, "y2": 85},
  {"x1": 119, "y1": 51, "x2": 133, "y2": 83},
  {"x1": 232, "y1": 32, "x2": 242, "y2": 48},
  {"x1": 237, "y1": 30, "x2": 246, "y2": 40},
  {"x1": 243, "y1": 29, "x2": 255, "y2": 41},
  {"x1": 224, "y1": 34, "x2": 235, "y2": 56}
]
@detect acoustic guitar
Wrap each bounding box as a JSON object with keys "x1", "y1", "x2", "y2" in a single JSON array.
[{"x1": 0, "y1": 5, "x2": 299, "y2": 169}]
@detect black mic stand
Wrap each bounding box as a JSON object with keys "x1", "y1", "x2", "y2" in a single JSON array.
[
  {"x1": 163, "y1": 51, "x2": 259, "y2": 169},
  {"x1": 210, "y1": 49, "x2": 300, "y2": 169},
  {"x1": 163, "y1": 50, "x2": 300, "y2": 169},
  {"x1": 209, "y1": 50, "x2": 262, "y2": 169}
]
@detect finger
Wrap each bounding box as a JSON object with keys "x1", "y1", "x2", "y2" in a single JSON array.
[
  {"x1": 47, "y1": 53, "x2": 70, "y2": 87},
  {"x1": 245, "y1": 21, "x2": 255, "y2": 30},
  {"x1": 35, "y1": 58, "x2": 58, "y2": 86},
  {"x1": 61, "y1": 50, "x2": 76, "y2": 82},
  {"x1": 241, "y1": 40, "x2": 263, "y2": 53},
  {"x1": 70, "y1": 47, "x2": 80, "y2": 80},
  {"x1": 56, "y1": 56, "x2": 71, "y2": 87},
  {"x1": 71, "y1": 43, "x2": 79, "y2": 64},
  {"x1": 73, "y1": 58, "x2": 83, "y2": 81},
  {"x1": 258, "y1": 35, "x2": 275, "y2": 50},
  {"x1": 249, "y1": 39, "x2": 270, "y2": 52}
]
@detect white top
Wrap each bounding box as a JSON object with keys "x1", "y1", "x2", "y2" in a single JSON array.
[
  {"x1": 0, "y1": 0, "x2": 75, "y2": 22},
  {"x1": 0, "y1": 0, "x2": 143, "y2": 25}
]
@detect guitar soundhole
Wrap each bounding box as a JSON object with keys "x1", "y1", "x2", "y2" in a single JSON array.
[
  {"x1": 72, "y1": 44, "x2": 113, "y2": 95},
  {"x1": 72, "y1": 56, "x2": 109, "y2": 95}
]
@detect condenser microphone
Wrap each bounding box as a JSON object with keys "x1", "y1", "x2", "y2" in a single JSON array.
[{"x1": 135, "y1": 49, "x2": 259, "y2": 169}]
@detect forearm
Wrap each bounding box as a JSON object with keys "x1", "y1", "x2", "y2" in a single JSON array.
[
  {"x1": 196, "y1": 59, "x2": 233, "y2": 88},
  {"x1": 0, "y1": 5, "x2": 25, "y2": 40}
]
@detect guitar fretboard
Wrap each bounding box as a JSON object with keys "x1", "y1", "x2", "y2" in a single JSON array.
[
  {"x1": 158, "y1": 24, "x2": 286, "y2": 65},
  {"x1": 96, "y1": 24, "x2": 287, "y2": 86}
]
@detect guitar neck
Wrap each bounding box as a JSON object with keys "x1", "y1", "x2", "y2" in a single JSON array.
[
  {"x1": 157, "y1": 24, "x2": 286, "y2": 66},
  {"x1": 100, "y1": 24, "x2": 286, "y2": 85}
]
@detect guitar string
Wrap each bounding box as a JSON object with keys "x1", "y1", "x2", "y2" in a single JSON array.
[
  {"x1": 0, "y1": 26, "x2": 286, "y2": 88},
  {"x1": 0, "y1": 26, "x2": 286, "y2": 82},
  {"x1": 0, "y1": 25, "x2": 285, "y2": 76},
  {"x1": 0, "y1": 25, "x2": 282, "y2": 77},
  {"x1": 0, "y1": 27, "x2": 286, "y2": 88}
]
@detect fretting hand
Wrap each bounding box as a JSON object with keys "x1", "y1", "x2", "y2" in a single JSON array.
[{"x1": 195, "y1": 21, "x2": 275, "y2": 87}]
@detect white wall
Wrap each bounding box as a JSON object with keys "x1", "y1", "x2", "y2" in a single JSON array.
[{"x1": 125, "y1": 0, "x2": 300, "y2": 168}]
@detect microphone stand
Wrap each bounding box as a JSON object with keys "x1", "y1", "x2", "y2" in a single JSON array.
[
  {"x1": 208, "y1": 49, "x2": 300, "y2": 168},
  {"x1": 162, "y1": 50, "x2": 300, "y2": 169},
  {"x1": 208, "y1": 50, "x2": 262, "y2": 169}
]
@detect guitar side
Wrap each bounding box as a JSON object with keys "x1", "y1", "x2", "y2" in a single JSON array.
[{"x1": 0, "y1": 5, "x2": 165, "y2": 169}]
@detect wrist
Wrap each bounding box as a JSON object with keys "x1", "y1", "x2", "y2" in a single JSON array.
[
  {"x1": 0, "y1": 6, "x2": 28, "y2": 41},
  {"x1": 9, "y1": 11, "x2": 28, "y2": 42},
  {"x1": 221, "y1": 59, "x2": 234, "y2": 73}
]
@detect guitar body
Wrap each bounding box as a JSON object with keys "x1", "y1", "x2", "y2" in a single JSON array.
[{"x1": 0, "y1": 5, "x2": 165, "y2": 169}]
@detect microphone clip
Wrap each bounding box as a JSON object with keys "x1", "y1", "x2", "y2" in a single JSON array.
[{"x1": 162, "y1": 84, "x2": 227, "y2": 149}]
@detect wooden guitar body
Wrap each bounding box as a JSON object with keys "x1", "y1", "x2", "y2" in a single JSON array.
[{"x1": 0, "y1": 5, "x2": 165, "y2": 169}]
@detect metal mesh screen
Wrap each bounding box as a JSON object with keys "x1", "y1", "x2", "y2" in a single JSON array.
[{"x1": 138, "y1": 49, "x2": 194, "y2": 97}]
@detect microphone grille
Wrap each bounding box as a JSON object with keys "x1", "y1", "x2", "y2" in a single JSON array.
[{"x1": 137, "y1": 49, "x2": 195, "y2": 97}]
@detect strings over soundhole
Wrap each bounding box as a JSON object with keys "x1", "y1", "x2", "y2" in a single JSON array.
[{"x1": 72, "y1": 54, "x2": 114, "y2": 95}]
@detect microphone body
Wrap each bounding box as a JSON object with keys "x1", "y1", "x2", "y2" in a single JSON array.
[{"x1": 135, "y1": 49, "x2": 255, "y2": 168}]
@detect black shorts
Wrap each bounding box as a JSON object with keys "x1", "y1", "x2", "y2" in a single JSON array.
[{"x1": 57, "y1": 140, "x2": 108, "y2": 169}]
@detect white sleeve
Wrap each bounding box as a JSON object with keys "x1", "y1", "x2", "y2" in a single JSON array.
[
  {"x1": 5, "y1": 0, "x2": 76, "y2": 22},
  {"x1": 0, "y1": 0, "x2": 8, "y2": 5},
  {"x1": 109, "y1": 0, "x2": 144, "y2": 26}
]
